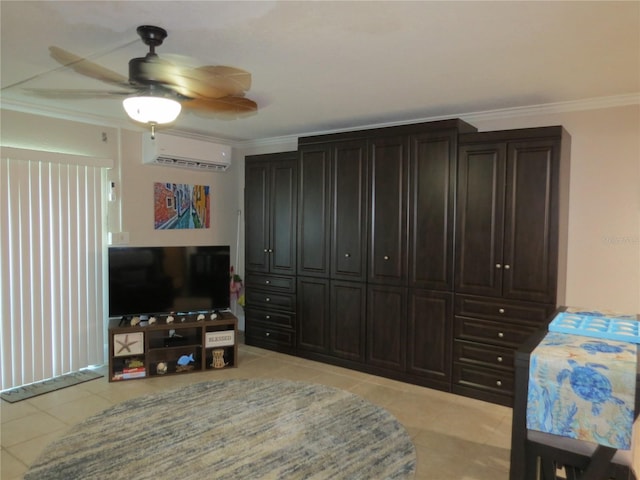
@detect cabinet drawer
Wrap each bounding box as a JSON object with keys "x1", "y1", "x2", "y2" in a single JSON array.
[
  {"x1": 453, "y1": 363, "x2": 514, "y2": 395},
  {"x1": 245, "y1": 273, "x2": 295, "y2": 293},
  {"x1": 245, "y1": 324, "x2": 295, "y2": 348},
  {"x1": 245, "y1": 307, "x2": 295, "y2": 329},
  {"x1": 245, "y1": 290, "x2": 296, "y2": 311},
  {"x1": 455, "y1": 295, "x2": 553, "y2": 324},
  {"x1": 454, "y1": 315, "x2": 538, "y2": 348},
  {"x1": 454, "y1": 340, "x2": 514, "y2": 372}
]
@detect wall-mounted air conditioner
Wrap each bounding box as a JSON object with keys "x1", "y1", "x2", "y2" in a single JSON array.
[{"x1": 142, "y1": 132, "x2": 232, "y2": 172}]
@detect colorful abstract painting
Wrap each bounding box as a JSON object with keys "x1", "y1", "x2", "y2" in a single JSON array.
[{"x1": 154, "y1": 182, "x2": 210, "y2": 230}]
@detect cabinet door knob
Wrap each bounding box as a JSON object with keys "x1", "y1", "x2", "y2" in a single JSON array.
[
  {"x1": 268, "y1": 248, "x2": 273, "y2": 253},
  {"x1": 383, "y1": 255, "x2": 390, "y2": 260},
  {"x1": 265, "y1": 315, "x2": 271, "y2": 320},
  {"x1": 498, "y1": 332, "x2": 504, "y2": 338},
  {"x1": 264, "y1": 248, "x2": 268, "y2": 253},
  {"x1": 499, "y1": 308, "x2": 505, "y2": 314},
  {"x1": 265, "y1": 332, "x2": 270, "y2": 337},
  {"x1": 265, "y1": 280, "x2": 270, "y2": 284},
  {"x1": 504, "y1": 264, "x2": 510, "y2": 270},
  {"x1": 265, "y1": 297, "x2": 271, "y2": 302},
  {"x1": 497, "y1": 356, "x2": 503, "y2": 363},
  {"x1": 496, "y1": 263, "x2": 502, "y2": 269},
  {"x1": 496, "y1": 380, "x2": 502, "y2": 387},
  {"x1": 344, "y1": 253, "x2": 351, "y2": 258}
]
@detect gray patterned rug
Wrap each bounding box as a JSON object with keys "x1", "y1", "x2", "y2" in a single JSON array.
[
  {"x1": 0, "y1": 369, "x2": 103, "y2": 403},
  {"x1": 25, "y1": 378, "x2": 416, "y2": 479}
]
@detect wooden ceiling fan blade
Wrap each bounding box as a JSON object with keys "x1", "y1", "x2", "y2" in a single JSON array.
[
  {"x1": 23, "y1": 87, "x2": 135, "y2": 99},
  {"x1": 182, "y1": 95, "x2": 258, "y2": 117},
  {"x1": 137, "y1": 59, "x2": 248, "y2": 99},
  {"x1": 196, "y1": 66, "x2": 252, "y2": 92},
  {"x1": 49, "y1": 46, "x2": 130, "y2": 88}
]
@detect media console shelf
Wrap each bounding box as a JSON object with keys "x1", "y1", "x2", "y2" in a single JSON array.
[{"x1": 108, "y1": 311, "x2": 238, "y2": 381}]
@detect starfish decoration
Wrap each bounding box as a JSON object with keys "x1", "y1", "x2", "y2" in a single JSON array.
[{"x1": 116, "y1": 334, "x2": 139, "y2": 354}]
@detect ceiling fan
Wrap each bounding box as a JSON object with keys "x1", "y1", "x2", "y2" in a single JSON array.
[{"x1": 26, "y1": 25, "x2": 257, "y2": 130}]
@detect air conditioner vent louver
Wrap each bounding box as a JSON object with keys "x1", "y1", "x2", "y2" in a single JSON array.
[{"x1": 142, "y1": 133, "x2": 232, "y2": 172}]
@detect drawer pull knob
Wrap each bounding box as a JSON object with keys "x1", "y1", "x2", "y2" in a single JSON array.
[
  {"x1": 265, "y1": 297, "x2": 271, "y2": 302},
  {"x1": 268, "y1": 248, "x2": 273, "y2": 253},
  {"x1": 504, "y1": 264, "x2": 510, "y2": 270},
  {"x1": 497, "y1": 356, "x2": 503, "y2": 363},
  {"x1": 499, "y1": 308, "x2": 505, "y2": 314},
  {"x1": 498, "y1": 332, "x2": 504, "y2": 338},
  {"x1": 265, "y1": 315, "x2": 271, "y2": 320},
  {"x1": 265, "y1": 280, "x2": 270, "y2": 284},
  {"x1": 264, "y1": 248, "x2": 268, "y2": 253},
  {"x1": 383, "y1": 255, "x2": 390, "y2": 260},
  {"x1": 496, "y1": 263, "x2": 502, "y2": 269},
  {"x1": 344, "y1": 253, "x2": 351, "y2": 258},
  {"x1": 265, "y1": 332, "x2": 270, "y2": 337},
  {"x1": 496, "y1": 380, "x2": 502, "y2": 387}
]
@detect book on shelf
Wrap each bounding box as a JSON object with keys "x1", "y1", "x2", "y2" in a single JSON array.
[{"x1": 112, "y1": 368, "x2": 147, "y2": 381}]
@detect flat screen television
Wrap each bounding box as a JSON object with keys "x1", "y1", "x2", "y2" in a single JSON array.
[{"x1": 108, "y1": 245, "x2": 230, "y2": 318}]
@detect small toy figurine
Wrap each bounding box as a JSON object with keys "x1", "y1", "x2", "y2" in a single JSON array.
[
  {"x1": 130, "y1": 316, "x2": 141, "y2": 326},
  {"x1": 156, "y1": 362, "x2": 167, "y2": 374},
  {"x1": 197, "y1": 314, "x2": 205, "y2": 321},
  {"x1": 166, "y1": 315, "x2": 174, "y2": 324},
  {"x1": 175, "y1": 353, "x2": 195, "y2": 372},
  {"x1": 177, "y1": 354, "x2": 194, "y2": 366},
  {"x1": 149, "y1": 316, "x2": 157, "y2": 325}
]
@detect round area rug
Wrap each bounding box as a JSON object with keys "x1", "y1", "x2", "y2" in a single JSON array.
[{"x1": 25, "y1": 379, "x2": 416, "y2": 479}]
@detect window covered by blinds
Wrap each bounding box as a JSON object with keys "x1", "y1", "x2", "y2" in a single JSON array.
[{"x1": 0, "y1": 156, "x2": 106, "y2": 390}]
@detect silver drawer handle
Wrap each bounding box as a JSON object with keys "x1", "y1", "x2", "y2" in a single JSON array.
[
  {"x1": 265, "y1": 332, "x2": 270, "y2": 337},
  {"x1": 496, "y1": 380, "x2": 502, "y2": 387},
  {"x1": 265, "y1": 315, "x2": 271, "y2": 320},
  {"x1": 344, "y1": 253, "x2": 351, "y2": 258},
  {"x1": 265, "y1": 297, "x2": 271, "y2": 302},
  {"x1": 504, "y1": 264, "x2": 510, "y2": 270},
  {"x1": 498, "y1": 332, "x2": 504, "y2": 338},
  {"x1": 499, "y1": 308, "x2": 505, "y2": 314},
  {"x1": 265, "y1": 280, "x2": 270, "y2": 284},
  {"x1": 383, "y1": 255, "x2": 390, "y2": 260},
  {"x1": 497, "y1": 356, "x2": 503, "y2": 363},
  {"x1": 263, "y1": 248, "x2": 268, "y2": 253},
  {"x1": 496, "y1": 263, "x2": 502, "y2": 269}
]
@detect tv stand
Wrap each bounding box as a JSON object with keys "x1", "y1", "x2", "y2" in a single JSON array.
[{"x1": 108, "y1": 311, "x2": 238, "y2": 381}]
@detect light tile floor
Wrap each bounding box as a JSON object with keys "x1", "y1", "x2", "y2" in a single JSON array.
[{"x1": 1, "y1": 341, "x2": 513, "y2": 479}]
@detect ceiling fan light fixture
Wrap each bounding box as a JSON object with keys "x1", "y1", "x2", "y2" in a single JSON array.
[{"x1": 122, "y1": 95, "x2": 182, "y2": 125}]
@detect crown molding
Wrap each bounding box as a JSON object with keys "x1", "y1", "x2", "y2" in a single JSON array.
[
  {"x1": 3, "y1": 93, "x2": 638, "y2": 150},
  {"x1": 238, "y1": 93, "x2": 640, "y2": 149}
]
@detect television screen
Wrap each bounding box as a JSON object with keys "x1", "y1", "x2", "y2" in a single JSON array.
[{"x1": 108, "y1": 245, "x2": 230, "y2": 317}]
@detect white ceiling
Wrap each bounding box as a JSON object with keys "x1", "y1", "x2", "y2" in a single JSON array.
[{"x1": 1, "y1": 1, "x2": 639, "y2": 143}]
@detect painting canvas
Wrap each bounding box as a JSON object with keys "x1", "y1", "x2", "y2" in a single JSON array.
[{"x1": 154, "y1": 182, "x2": 210, "y2": 229}]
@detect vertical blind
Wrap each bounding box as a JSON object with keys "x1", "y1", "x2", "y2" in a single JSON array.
[{"x1": 1, "y1": 156, "x2": 106, "y2": 390}]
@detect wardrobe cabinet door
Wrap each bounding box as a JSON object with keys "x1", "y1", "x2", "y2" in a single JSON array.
[
  {"x1": 298, "y1": 146, "x2": 331, "y2": 278},
  {"x1": 245, "y1": 160, "x2": 270, "y2": 273},
  {"x1": 368, "y1": 136, "x2": 408, "y2": 286},
  {"x1": 330, "y1": 280, "x2": 366, "y2": 362},
  {"x1": 331, "y1": 141, "x2": 368, "y2": 282},
  {"x1": 366, "y1": 284, "x2": 407, "y2": 371},
  {"x1": 502, "y1": 140, "x2": 560, "y2": 303},
  {"x1": 408, "y1": 131, "x2": 456, "y2": 290},
  {"x1": 297, "y1": 277, "x2": 330, "y2": 353},
  {"x1": 269, "y1": 159, "x2": 297, "y2": 275},
  {"x1": 407, "y1": 289, "x2": 452, "y2": 387},
  {"x1": 455, "y1": 143, "x2": 506, "y2": 297}
]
